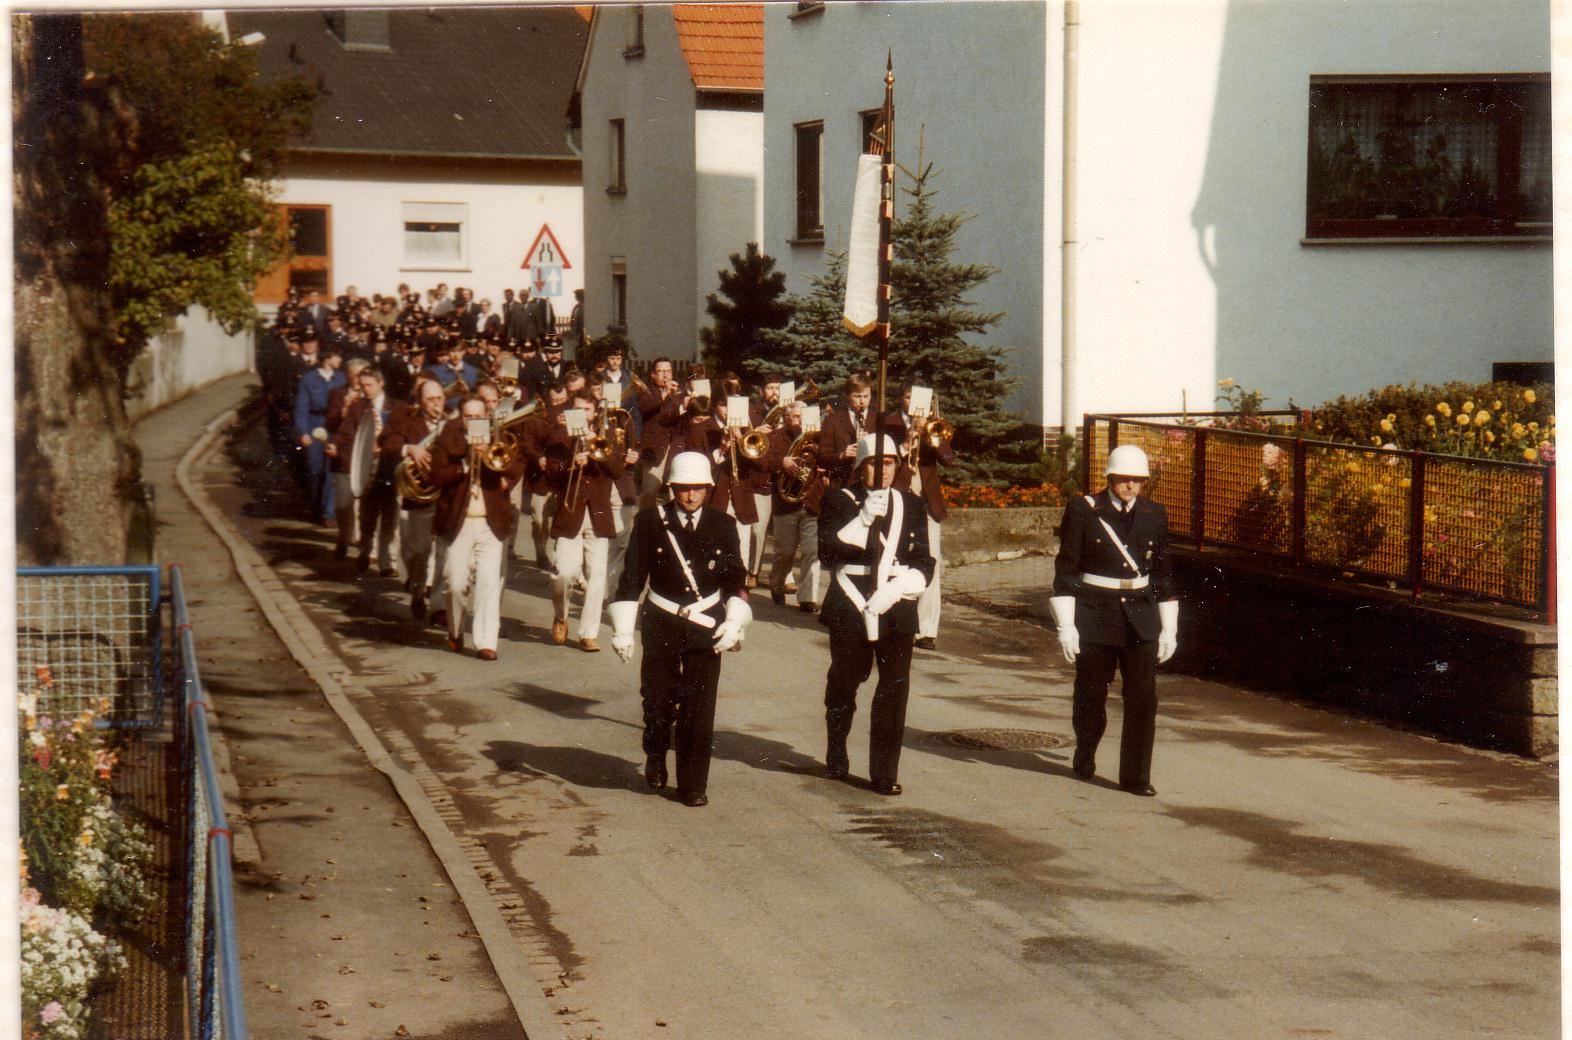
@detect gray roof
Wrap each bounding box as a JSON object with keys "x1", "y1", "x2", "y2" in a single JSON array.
[{"x1": 229, "y1": 6, "x2": 588, "y2": 160}]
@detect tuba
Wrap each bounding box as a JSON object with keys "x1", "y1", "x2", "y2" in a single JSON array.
[
  {"x1": 776, "y1": 430, "x2": 822, "y2": 505},
  {"x1": 482, "y1": 398, "x2": 542, "y2": 472},
  {"x1": 392, "y1": 423, "x2": 444, "y2": 504}
]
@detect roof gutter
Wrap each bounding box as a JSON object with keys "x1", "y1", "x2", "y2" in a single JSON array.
[
  {"x1": 1060, "y1": 0, "x2": 1080, "y2": 440},
  {"x1": 286, "y1": 146, "x2": 581, "y2": 163}
]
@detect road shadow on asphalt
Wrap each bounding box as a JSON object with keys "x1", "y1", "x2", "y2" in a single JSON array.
[{"x1": 482, "y1": 738, "x2": 640, "y2": 790}]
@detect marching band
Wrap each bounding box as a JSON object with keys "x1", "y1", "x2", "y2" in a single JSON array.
[{"x1": 257, "y1": 285, "x2": 961, "y2": 805}]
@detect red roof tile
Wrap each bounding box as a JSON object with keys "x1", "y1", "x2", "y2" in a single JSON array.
[{"x1": 672, "y1": 4, "x2": 763, "y2": 91}]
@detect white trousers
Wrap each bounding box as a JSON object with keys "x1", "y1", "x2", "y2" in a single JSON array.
[
  {"x1": 724, "y1": 502, "x2": 752, "y2": 573},
  {"x1": 770, "y1": 509, "x2": 822, "y2": 607},
  {"x1": 446, "y1": 516, "x2": 504, "y2": 651},
  {"x1": 749, "y1": 492, "x2": 773, "y2": 576},
  {"x1": 918, "y1": 515, "x2": 942, "y2": 639},
  {"x1": 550, "y1": 515, "x2": 609, "y2": 640},
  {"x1": 399, "y1": 507, "x2": 437, "y2": 590}
]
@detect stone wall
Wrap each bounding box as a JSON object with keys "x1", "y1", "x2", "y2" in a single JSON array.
[
  {"x1": 1170, "y1": 548, "x2": 1557, "y2": 758},
  {"x1": 942, "y1": 507, "x2": 1062, "y2": 567}
]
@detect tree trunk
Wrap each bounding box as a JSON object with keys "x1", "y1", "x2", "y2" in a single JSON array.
[{"x1": 13, "y1": 13, "x2": 138, "y2": 565}]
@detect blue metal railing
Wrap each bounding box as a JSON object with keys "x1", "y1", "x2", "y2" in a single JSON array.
[
  {"x1": 15, "y1": 564, "x2": 165, "y2": 728},
  {"x1": 171, "y1": 564, "x2": 249, "y2": 1040}
]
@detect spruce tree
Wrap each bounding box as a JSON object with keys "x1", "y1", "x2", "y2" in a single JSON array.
[
  {"x1": 699, "y1": 242, "x2": 795, "y2": 382},
  {"x1": 759, "y1": 250, "x2": 875, "y2": 395}
]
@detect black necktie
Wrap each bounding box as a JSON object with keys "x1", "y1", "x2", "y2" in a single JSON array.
[{"x1": 684, "y1": 513, "x2": 696, "y2": 533}]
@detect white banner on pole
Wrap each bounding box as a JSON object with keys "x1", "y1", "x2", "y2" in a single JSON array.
[{"x1": 842, "y1": 153, "x2": 883, "y2": 338}]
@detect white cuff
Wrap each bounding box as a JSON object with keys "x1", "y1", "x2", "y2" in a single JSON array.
[
  {"x1": 609, "y1": 599, "x2": 639, "y2": 638},
  {"x1": 1158, "y1": 599, "x2": 1179, "y2": 635},
  {"x1": 1049, "y1": 595, "x2": 1077, "y2": 629},
  {"x1": 724, "y1": 595, "x2": 752, "y2": 627},
  {"x1": 837, "y1": 516, "x2": 872, "y2": 548}
]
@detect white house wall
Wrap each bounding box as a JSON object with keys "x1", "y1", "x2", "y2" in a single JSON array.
[
  {"x1": 580, "y1": 6, "x2": 701, "y2": 358},
  {"x1": 694, "y1": 107, "x2": 765, "y2": 348},
  {"x1": 273, "y1": 155, "x2": 584, "y2": 308},
  {"x1": 1074, "y1": 0, "x2": 1553, "y2": 419},
  {"x1": 764, "y1": 1, "x2": 1048, "y2": 421}
]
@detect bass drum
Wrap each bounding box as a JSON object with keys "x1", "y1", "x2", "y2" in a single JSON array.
[{"x1": 348, "y1": 411, "x2": 379, "y2": 499}]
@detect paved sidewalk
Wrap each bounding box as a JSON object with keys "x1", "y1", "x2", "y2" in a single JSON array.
[{"x1": 136, "y1": 375, "x2": 528, "y2": 1040}]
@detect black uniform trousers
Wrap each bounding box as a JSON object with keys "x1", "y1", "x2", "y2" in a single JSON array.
[
  {"x1": 824, "y1": 626, "x2": 915, "y2": 784},
  {"x1": 640, "y1": 640, "x2": 723, "y2": 799},
  {"x1": 1072, "y1": 628, "x2": 1158, "y2": 787}
]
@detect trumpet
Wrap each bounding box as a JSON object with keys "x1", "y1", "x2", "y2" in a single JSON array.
[
  {"x1": 481, "y1": 398, "x2": 542, "y2": 472},
  {"x1": 392, "y1": 424, "x2": 444, "y2": 504},
  {"x1": 740, "y1": 379, "x2": 821, "y2": 460},
  {"x1": 776, "y1": 430, "x2": 822, "y2": 505},
  {"x1": 921, "y1": 414, "x2": 954, "y2": 450}
]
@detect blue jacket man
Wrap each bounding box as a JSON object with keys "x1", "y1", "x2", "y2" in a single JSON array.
[{"x1": 293, "y1": 348, "x2": 347, "y2": 524}]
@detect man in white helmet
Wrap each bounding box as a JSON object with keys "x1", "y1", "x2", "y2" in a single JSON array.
[
  {"x1": 816, "y1": 433, "x2": 935, "y2": 795},
  {"x1": 608, "y1": 450, "x2": 750, "y2": 807},
  {"x1": 1049, "y1": 443, "x2": 1178, "y2": 796}
]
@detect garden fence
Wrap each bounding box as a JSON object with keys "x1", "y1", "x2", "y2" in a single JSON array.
[
  {"x1": 1082, "y1": 413, "x2": 1555, "y2": 619},
  {"x1": 13, "y1": 563, "x2": 247, "y2": 1039}
]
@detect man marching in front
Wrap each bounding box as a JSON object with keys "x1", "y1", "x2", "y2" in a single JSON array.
[
  {"x1": 818, "y1": 434, "x2": 935, "y2": 796},
  {"x1": 609, "y1": 451, "x2": 751, "y2": 808},
  {"x1": 1049, "y1": 444, "x2": 1179, "y2": 796}
]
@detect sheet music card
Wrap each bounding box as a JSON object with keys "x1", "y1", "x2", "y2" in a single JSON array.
[
  {"x1": 908, "y1": 386, "x2": 934, "y2": 419},
  {"x1": 564, "y1": 408, "x2": 590, "y2": 437},
  {"x1": 726, "y1": 396, "x2": 751, "y2": 429}
]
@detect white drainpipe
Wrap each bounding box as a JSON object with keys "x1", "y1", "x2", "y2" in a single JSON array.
[{"x1": 1060, "y1": 0, "x2": 1080, "y2": 441}]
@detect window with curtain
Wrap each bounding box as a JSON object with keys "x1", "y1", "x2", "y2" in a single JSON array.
[
  {"x1": 402, "y1": 202, "x2": 466, "y2": 266},
  {"x1": 1306, "y1": 75, "x2": 1550, "y2": 240},
  {"x1": 794, "y1": 121, "x2": 824, "y2": 241}
]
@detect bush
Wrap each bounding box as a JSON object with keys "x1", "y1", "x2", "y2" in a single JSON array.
[{"x1": 1308, "y1": 380, "x2": 1555, "y2": 462}]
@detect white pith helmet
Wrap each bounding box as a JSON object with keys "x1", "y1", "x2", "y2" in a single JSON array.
[
  {"x1": 1106, "y1": 444, "x2": 1151, "y2": 479},
  {"x1": 666, "y1": 451, "x2": 714, "y2": 487},
  {"x1": 853, "y1": 433, "x2": 901, "y2": 470}
]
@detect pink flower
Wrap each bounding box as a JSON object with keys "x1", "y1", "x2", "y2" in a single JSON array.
[
  {"x1": 41, "y1": 1002, "x2": 64, "y2": 1024},
  {"x1": 1538, "y1": 441, "x2": 1555, "y2": 463}
]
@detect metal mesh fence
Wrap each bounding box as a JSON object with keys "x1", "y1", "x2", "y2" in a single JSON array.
[
  {"x1": 1086, "y1": 416, "x2": 1550, "y2": 610},
  {"x1": 15, "y1": 568, "x2": 161, "y2": 723}
]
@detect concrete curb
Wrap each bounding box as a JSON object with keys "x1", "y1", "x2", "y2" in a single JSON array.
[{"x1": 174, "y1": 405, "x2": 566, "y2": 1040}]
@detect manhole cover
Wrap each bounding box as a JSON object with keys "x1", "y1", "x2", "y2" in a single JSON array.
[{"x1": 934, "y1": 728, "x2": 1068, "y2": 751}]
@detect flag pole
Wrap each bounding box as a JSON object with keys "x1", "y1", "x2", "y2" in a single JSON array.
[{"x1": 872, "y1": 53, "x2": 895, "y2": 488}]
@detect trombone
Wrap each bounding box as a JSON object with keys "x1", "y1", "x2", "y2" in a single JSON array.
[{"x1": 481, "y1": 398, "x2": 542, "y2": 472}]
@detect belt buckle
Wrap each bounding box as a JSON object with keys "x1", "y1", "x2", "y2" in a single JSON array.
[
  {"x1": 677, "y1": 604, "x2": 693, "y2": 620},
  {"x1": 1120, "y1": 578, "x2": 1135, "y2": 590}
]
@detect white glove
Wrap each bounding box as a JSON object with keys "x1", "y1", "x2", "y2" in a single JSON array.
[
  {"x1": 1049, "y1": 595, "x2": 1079, "y2": 663},
  {"x1": 611, "y1": 634, "x2": 635, "y2": 663},
  {"x1": 1157, "y1": 600, "x2": 1179, "y2": 664},
  {"x1": 864, "y1": 566, "x2": 927, "y2": 616},
  {"x1": 859, "y1": 489, "x2": 890, "y2": 523},
  {"x1": 712, "y1": 596, "x2": 752, "y2": 654},
  {"x1": 609, "y1": 600, "x2": 639, "y2": 664}
]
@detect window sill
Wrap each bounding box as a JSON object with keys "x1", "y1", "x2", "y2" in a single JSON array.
[
  {"x1": 622, "y1": 46, "x2": 644, "y2": 58},
  {"x1": 607, "y1": 324, "x2": 628, "y2": 335},
  {"x1": 606, "y1": 186, "x2": 628, "y2": 197},
  {"x1": 787, "y1": 235, "x2": 825, "y2": 247},
  {"x1": 399, "y1": 263, "x2": 472, "y2": 272},
  {"x1": 789, "y1": 3, "x2": 825, "y2": 18},
  {"x1": 1301, "y1": 235, "x2": 1552, "y2": 247}
]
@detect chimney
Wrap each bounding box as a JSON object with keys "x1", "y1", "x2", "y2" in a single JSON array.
[{"x1": 327, "y1": 10, "x2": 391, "y2": 53}]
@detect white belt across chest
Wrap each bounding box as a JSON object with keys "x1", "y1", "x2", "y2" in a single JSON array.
[
  {"x1": 645, "y1": 589, "x2": 721, "y2": 628},
  {"x1": 1080, "y1": 572, "x2": 1149, "y2": 591}
]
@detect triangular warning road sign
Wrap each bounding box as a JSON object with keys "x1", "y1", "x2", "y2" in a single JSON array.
[{"x1": 522, "y1": 224, "x2": 572, "y2": 270}]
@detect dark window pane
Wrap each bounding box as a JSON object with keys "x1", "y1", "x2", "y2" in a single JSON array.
[
  {"x1": 795, "y1": 122, "x2": 823, "y2": 238},
  {"x1": 289, "y1": 208, "x2": 328, "y2": 256}
]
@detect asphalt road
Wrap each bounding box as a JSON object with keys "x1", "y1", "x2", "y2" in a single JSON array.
[{"x1": 165, "y1": 376, "x2": 1560, "y2": 1040}]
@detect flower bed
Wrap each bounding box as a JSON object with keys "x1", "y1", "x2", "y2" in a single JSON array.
[
  {"x1": 943, "y1": 483, "x2": 1066, "y2": 509},
  {"x1": 19, "y1": 667, "x2": 153, "y2": 1040}
]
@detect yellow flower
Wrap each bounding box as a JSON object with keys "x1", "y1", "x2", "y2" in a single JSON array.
[
  {"x1": 1524, "y1": 447, "x2": 1539, "y2": 462},
  {"x1": 77, "y1": 829, "x2": 95, "y2": 849},
  {"x1": 1529, "y1": 421, "x2": 1539, "y2": 432},
  {"x1": 55, "y1": 785, "x2": 69, "y2": 801},
  {"x1": 1456, "y1": 413, "x2": 1470, "y2": 427},
  {"x1": 1462, "y1": 400, "x2": 1475, "y2": 413},
  {"x1": 1524, "y1": 389, "x2": 1537, "y2": 404},
  {"x1": 1369, "y1": 484, "x2": 1384, "y2": 496},
  {"x1": 1424, "y1": 415, "x2": 1436, "y2": 427},
  {"x1": 1436, "y1": 402, "x2": 1452, "y2": 417},
  {"x1": 1512, "y1": 423, "x2": 1526, "y2": 438},
  {"x1": 1492, "y1": 400, "x2": 1503, "y2": 411},
  {"x1": 1474, "y1": 410, "x2": 1490, "y2": 426},
  {"x1": 1345, "y1": 461, "x2": 1361, "y2": 475},
  {"x1": 1399, "y1": 478, "x2": 1412, "y2": 489},
  {"x1": 1484, "y1": 431, "x2": 1496, "y2": 444},
  {"x1": 1218, "y1": 378, "x2": 1235, "y2": 388},
  {"x1": 1379, "y1": 418, "x2": 1393, "y2": 433},
  {"x1": 1370, "y1": 435, "x2": 1382, "y2": 445}
]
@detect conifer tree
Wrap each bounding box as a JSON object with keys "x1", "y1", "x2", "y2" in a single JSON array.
[
  {"x1": 699, "y1": 242, "x2": 795, "y2": 382},
  {"x1": 759, "y1": 250, "x2": 874, "y2": 394}
]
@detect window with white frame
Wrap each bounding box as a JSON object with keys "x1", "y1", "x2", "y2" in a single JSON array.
[
  {"x1": 402, "y1": 202, "x2": 467, "y2": 266},
  {"x1": 1305, "y1": 74, "x2": 1551, "y2": 240}
]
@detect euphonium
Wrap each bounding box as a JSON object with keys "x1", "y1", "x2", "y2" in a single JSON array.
[
  {"x1": 482, "y1": 398, "x2": 542, "y2": 472},
  {"x1": 776, "y1": 430, "x2": 822, "y2": 505},
  {"x1": 393, "y1": 425, "x2": 444, "y2": 503}
]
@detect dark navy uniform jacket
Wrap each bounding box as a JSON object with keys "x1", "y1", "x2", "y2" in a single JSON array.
[
  {"x1": 818, "y1": 484, "x2": 936, "y2": 639},
  {"x1": 1052, "y1": 489, "x2": 1176, "y2": 645},
  {"x1": 614, "y1": 502, "x2": 747, "y2": 653}
]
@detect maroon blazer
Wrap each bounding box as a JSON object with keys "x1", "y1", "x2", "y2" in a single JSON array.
[
  {"x1": 636, "y1": 387, "x2": 686, "y2": 466},
  {"x1": 539, "y1": 424, "x2": 624, "y2": 539},
  {"x1": 887, "y1": 410, "x2": 953, "y2": 523},
  {"x1": 675, "y1": 417, "x2": 758, "y2": 524},
  {"x1": 429, "y1": 418, "x2": 524, "y2": 542}
]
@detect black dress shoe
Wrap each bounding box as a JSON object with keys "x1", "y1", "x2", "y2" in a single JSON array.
[
  {"x1": 798, "y1": 603, "x2": 817, "y2": 614},
  {"x1": 355, "y1": 552, "x2": 370, "y2": 572},
  {"x1": 825, "y1": 744, "x2": 849, "y2": 780},
  {"x1": 334, "y1": 544, "x2": 349, "y2": 561},
  {"x1": 1121, "y1": 782, "x2": 1158, "y2": 797},
  {"x1": 379, "y1": 566, "x2": 398, "y2": 578},
  {"x1": 914, "y1": 637, "x2": 937, "y2": 651},
  {"x1": 1072, "y1": 747, "x2": 1096, "y2": 780},
  {"x1": 645, "y1": 756, "x2": 668, "y2": 790},
  {"x1": 872, "y1": 779, "x2": 903, "y2": 796},
  {"x1": 682, "y1": 793, "x2": 709, "y2": 808}
]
